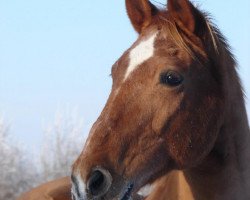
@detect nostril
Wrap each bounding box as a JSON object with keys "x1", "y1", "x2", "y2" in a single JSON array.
[
  {"x1": 87, "y1": 168, "x2": 112, "y2": 197},
  {"x1": 89, "y1": 170, "x2": 104, "y2": 195}
]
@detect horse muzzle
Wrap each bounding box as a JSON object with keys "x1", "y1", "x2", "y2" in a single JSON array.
[{"x1": 71, "y1": 167, "x2": 146, "y2": 200}]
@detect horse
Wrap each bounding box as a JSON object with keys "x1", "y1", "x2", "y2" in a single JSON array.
[
  {"x1": 17, "y1": 177, "x2": 71, "y2": 200},
  {"x1": 18, "y1": 0, "x2": 249, "y2": 200},
  {"x1": 71, "y1": 0, "x2": 250, "y2": 200}
]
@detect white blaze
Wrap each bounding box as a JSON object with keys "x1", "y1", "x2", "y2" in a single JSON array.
[
  {"x1": 77, "y1": 173, "x2": 87, "y2": 195},
  {"x1": 124, "y1": 32, "x2": 158, "y2": 80},
  {"x1": 71, "y1": 173, "x2": 87, "y2": 200}
]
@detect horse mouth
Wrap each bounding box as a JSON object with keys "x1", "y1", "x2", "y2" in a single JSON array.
[
  {"x1": 120, "y1": 183, "x2": 151, "y2": 200},
  {"x1": 121, "y1": 183, "x2": 134, "y2": 200}
]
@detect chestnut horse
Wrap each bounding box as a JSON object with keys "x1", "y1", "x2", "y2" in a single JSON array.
[
  {"x1": 71, "y1": 0, "x2": 250, "y2": 200},
  {"x1": 18, "y1": 0, "x2": 250, "y2": 200}
]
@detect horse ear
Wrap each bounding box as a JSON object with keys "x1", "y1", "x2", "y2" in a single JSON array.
[
  {"x1": 167, "y1": 0, "x2": 206, "y2": 36},
  {"x1": 126, "y1": 0, "x2": 158, "y2": 33}
]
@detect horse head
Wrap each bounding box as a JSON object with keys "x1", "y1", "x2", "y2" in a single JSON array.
[{"x1": 71, "y1": 0, "x2": 225, "y2": 199}]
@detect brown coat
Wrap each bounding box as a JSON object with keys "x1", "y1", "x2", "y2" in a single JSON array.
[{"x1": 17, "y1": 177, "x2": 71, "y2": 200}]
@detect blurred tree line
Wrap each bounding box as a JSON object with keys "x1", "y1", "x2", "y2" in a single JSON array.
[{"x1": 0, "y1": 113, "x2": 86, "y2": 200}]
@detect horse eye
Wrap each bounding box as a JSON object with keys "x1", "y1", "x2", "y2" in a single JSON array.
[{"x1": 160, "y1": 71, "x2": 184, "y2": 86}]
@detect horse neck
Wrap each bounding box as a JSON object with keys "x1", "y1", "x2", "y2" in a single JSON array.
[
  {"x1": 147, "y1": 45, "x2": 250, "y2": 200},
  {"x1": 184, "y1": 47, "x2": 250, "y2": 200}
]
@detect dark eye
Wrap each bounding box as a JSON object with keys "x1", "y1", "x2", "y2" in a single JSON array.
[{"x1": 160, "y1": 71, "x2": 184, "y2": 86}]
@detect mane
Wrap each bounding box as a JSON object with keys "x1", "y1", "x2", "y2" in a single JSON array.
[
  {"x1": 154, "y1": 7, "x2": 237, "y2": 70},
  {"x1": 153, "y1": 6, "x2": 247, "y2": 107},
  {"x1": 157, "y1": 15, "x2": 206, "y2": 60},
  {"x1": 150, "y1": 1, "x2": 235, "y2": 58},
  {"x1": 204, "y1": 14, "x2": 246, "y2": 98}
]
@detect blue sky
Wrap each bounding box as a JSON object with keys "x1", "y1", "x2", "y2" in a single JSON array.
[{"x1": 0, "y1": 0, "x2": 249, "y2": 146}]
